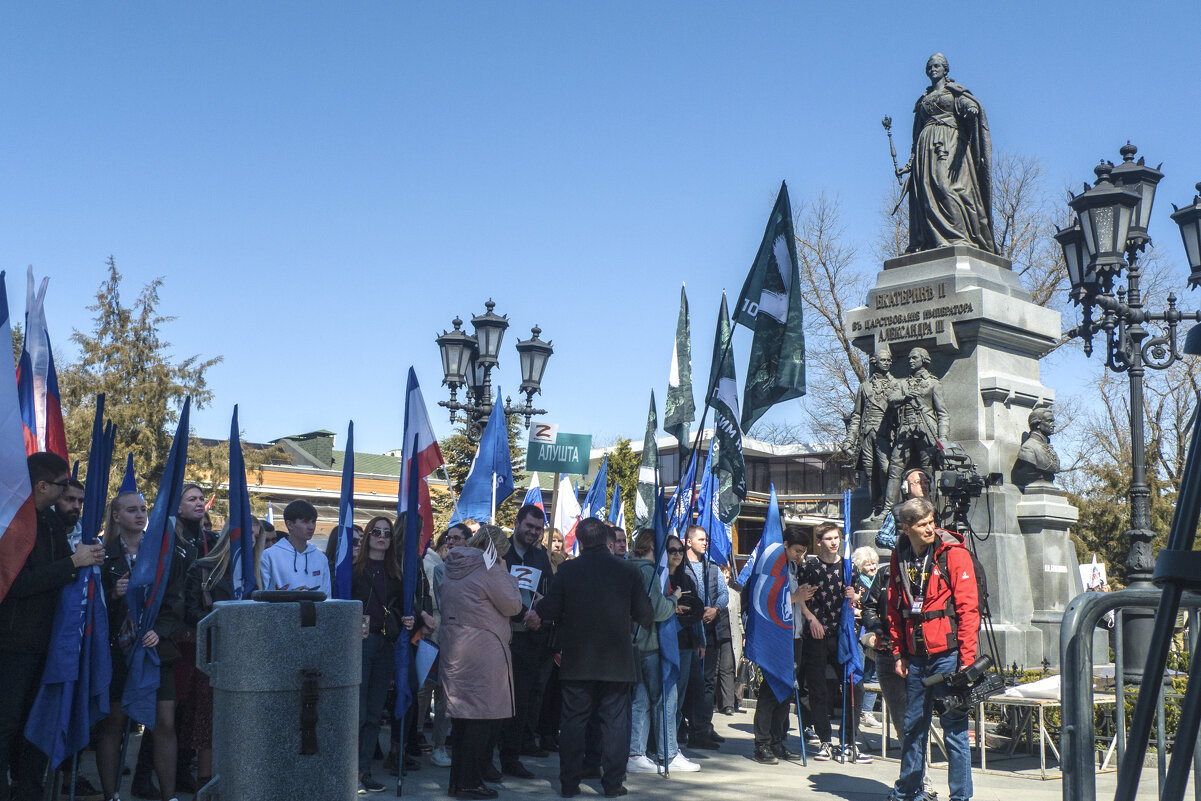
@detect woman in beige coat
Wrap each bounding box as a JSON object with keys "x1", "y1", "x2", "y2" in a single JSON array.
[{"x1": 439, "y1": 525, "x2": 522, "y2": 800}]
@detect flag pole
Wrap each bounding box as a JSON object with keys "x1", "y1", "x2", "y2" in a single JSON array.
[
  {"x1": 793, "y1": 685, "x2": 809, "y2": 767},
  {"x1": 490, "y1": 472, "x2": 498, "y2": 523},
  {"x1": 658, "y1": 647, "x2": 670, "y2": 778},
  {"x1": 439, "y1": 463, "x2": 462, "y2": 522}
]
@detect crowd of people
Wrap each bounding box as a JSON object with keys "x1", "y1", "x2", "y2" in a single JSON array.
[{"x1": 0, "y1": 453, "x2": 981, "y2": 801}]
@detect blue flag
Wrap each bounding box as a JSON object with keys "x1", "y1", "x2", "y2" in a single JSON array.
[
  {"x1": 227, "y1": 406, "x2": 258, "y2": 601},
  {"x1": 652, "y1": 484, "x2": 681, "y2": 694},
  {"x1": 452, "y1": 388, "x2": 514, "y2": 523},
  {"x1": 330, "y1": 420, "x2": 355, "y2": 600},
  {"x1": 119, "y1": 453, "x2": 137, "y2": 494},
  {"x1": 607, "y1": 483, "x2": 625, "y2": 529},
  {"x1": 25, "y1": 396, "x2": 115, "y2": 767},
  {"x1": 394, "y1": 432, "x2": 422, "y2": 717},
  {"x1": 744, "y1": 485, "x2": 794, "y2": 703},
  {"x1": 122, "y1": 397, "x2": 190, "y2": 727},
  {"x1": 838, "y1": 490, "x2": 863, "y2": 684},
  {"x1": 581, "y1": 454, "x2": 609, "y2": 519},
  {"x1": 696, "y1": 438, "x2": 731, "y2": 564},
  {"x1": 667, "y1": 448, "x2": 697, "y2": 536}
]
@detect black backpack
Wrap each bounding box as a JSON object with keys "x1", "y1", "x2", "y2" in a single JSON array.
[{"x1": 935, "y1": 544, "x2": 990, "y2": 619}]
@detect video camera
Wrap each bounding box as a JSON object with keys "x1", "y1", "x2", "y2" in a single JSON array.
[
  {"x1": 920, "y1": 654, "x2": 1006, "y2": 715},
  {"x1": 934, "y1": 441, "x2": 1002, "y2": 499}
]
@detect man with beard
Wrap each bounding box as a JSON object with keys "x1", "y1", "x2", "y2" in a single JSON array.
[{"x1": 499, "y1": 504, "x2": 557, "y2": 778}]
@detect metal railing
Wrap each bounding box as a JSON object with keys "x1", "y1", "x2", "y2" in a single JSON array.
[{"x1": 1061, "y1": 589, "x2": 1201, "y2": 801}]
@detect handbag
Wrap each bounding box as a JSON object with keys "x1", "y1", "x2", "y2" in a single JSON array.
[{"x1": 380, "y1": 607, "x2": 404, "y2": 643}]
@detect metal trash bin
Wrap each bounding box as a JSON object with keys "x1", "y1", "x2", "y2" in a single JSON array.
[{"x1": 195, "y1": 591, "x2": 361, "y2": 801}]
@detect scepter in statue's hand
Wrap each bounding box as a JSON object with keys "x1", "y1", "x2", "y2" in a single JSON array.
[
  {"x1": 884, "y1": 115, "x2": 911, "y2": 215},
  {"x1": 883, "y1": 116, "x2": 902, "y2": 184}
]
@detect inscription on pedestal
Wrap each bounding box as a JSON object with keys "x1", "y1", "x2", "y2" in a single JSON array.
[{"x1": 849, "y1": 280, "x2": 977, "y2": 350}]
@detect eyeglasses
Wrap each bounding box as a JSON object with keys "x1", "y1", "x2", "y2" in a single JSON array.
[
  {"x1": 370, "y1": 528, "x2": 392, "y2": 538},
  {"x1": 46, "y1": 479, "x2": 71, "y2": 488},
  {"x1": 666, "y1": 547, "x2": 685, "y2": 555}
]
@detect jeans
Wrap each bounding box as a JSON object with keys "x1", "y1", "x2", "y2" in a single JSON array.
[
  {"x1": 862, "y1": 656, "x2": 878, "y2": 714},
  {"x1": 358, "y1": 634, "x2": 395, "y2": 775},
  {"x1": 895, "y1": 652, "x2": 972, "y2": 801},
  {"x1": 630, "y1": 649, "x2": 678, "y2": 760}
]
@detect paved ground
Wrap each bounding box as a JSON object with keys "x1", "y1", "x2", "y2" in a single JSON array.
[{"x1": 62, "y1": 709, "x2": 1180, "y2": 801}]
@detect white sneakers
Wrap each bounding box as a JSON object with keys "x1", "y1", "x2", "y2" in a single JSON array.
[
  {"x1": 661, "y1": 753, "x2": 701, "y2": 773},
  {"x1": 430, "y1": 746, "x2": 452, "y2": 767},
  {"x1": 628, "y1": 751, "x2": 702, "y2": 775},
  {"x1": 627, "y1": 754, "x2": 658, "y2": 773},
  {"x1": 860, "y1": 712, "x2": 882, "y2": 729}
]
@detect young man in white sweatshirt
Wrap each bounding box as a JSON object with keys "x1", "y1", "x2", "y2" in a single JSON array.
[{"x1": 259, "y1": 499, "x2": 332, "y2": 596}]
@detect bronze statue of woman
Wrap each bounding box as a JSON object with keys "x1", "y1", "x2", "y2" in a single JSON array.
[{"x1": 897, "y1": 53, "x2": 996, "y2": 254}]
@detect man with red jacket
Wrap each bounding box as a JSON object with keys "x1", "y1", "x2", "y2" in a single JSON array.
[{"x1": 887, "y1": 497, "x2": 979, "y2": 801}]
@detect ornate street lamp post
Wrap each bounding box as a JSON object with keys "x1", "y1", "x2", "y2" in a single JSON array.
[
  {"x1": 435, "y1": 299, "x2": 553, "y2": 443},
  {"x1": 1056, "y1": 143, "x2": 1201, "y2": 679}
]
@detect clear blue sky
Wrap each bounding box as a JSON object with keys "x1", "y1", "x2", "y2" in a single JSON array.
[{"x1": 3, "y1": 3, "x2": 1200, "y2": 454}]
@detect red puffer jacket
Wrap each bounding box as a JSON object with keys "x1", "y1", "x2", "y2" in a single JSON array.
[{"x1": 887, "y1": 527, "x2": 979, "y2": 668}]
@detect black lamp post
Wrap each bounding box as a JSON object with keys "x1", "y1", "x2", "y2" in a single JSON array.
[
  {"x1": 1056, "y1": 143, "x2": 1201, "y2": 679},
  {"x1": 435, "y1": 299, "x2": 553, "y2": 442}
]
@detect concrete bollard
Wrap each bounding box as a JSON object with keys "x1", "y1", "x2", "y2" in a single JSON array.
[{"x1": 195, "y1": 592, "x2": 362, "y2": 801}]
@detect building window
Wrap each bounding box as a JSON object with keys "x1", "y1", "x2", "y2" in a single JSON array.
[{"x1": 661, "y1": 451, "x2": 679, "y2": 486}]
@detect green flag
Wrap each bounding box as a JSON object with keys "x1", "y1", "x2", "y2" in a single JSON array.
[
  {"x1": 708, "y1": 294, "x2": 745, "y2": 524},
  {"x1": 634, "y1": 391, "x2": 659, "y2": 531},
  {"x1": 735, "y1": 180, "x2": 806, "y2": 431},
  {"x1": 664, "y1": 284, "x2": 695, "y2": 462}
]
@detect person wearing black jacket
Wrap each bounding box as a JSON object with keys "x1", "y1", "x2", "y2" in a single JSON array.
[
  {"x1": 352, "y1": 515, "x2": 406, "y2": 793},
  {"x1": 669, "y1": 536, "x2": 705, "y2": 744},
  {"x1": 498, "y1": 505, "x2": 556, "y2": 779},
  {"x1": 0, "y1": 453, "x2": 102, "y2": 801},
  {"x1": 95, "y1": 490, "x2": 187, "y2": 801},
  {"x1": 861, "y1": 562, "x2": 907, "y2": 735},
  {"x1": 529, "y1": 518, "x2": 653, "y2": 798}
]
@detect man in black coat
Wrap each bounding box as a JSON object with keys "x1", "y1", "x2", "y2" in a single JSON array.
[
  {"x1": 530, "y1": 518, "x2": 653, "y2": 799},
  {"x1": 0, "y1": 453, "x2": 105, "y2": 801}
]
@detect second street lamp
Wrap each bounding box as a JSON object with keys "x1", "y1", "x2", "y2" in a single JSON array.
[
  {"x1": 1057, "y1": 143, "x2": 1201, "y2": 681},
  {"x1": 436, "y1": 300, "x2": 553, "y2": 443}
]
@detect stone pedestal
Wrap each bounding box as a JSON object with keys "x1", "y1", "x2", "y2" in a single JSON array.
[{"x1": 845, "y1": 245, "x2": 1076, "y2": 668}]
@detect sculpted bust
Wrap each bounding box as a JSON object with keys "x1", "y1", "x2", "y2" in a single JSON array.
[{"x1": 1012, "y1": 407, "x2": 1060, "y2": 489}]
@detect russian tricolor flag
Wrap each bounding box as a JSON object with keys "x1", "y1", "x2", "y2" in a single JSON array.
[
  {"x1": 16, "y1": 268, "x2": 67, "y2": 460},
  {"x1": 522, "y1": 471, "x2": 546, "y2": 521},
  {"x1": 553, "y1": 474, "x2": 582, "y2": 555},
  {"x1": 398, "y1": 369, "x2": 444, "y2": 551},
  {"x1": 0, "y1": 272, "x2": 38, "y2": 605}
]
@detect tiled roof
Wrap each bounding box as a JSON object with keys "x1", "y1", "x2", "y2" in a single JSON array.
[{"x1": 331, "y1": 450, "x2": 402, "y2": 477}]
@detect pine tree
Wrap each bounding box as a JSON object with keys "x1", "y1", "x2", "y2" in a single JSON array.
[
  {"x1": 62, "y1": 258, "x2": 222, "y2": 495},
  {"x1": 606, "y1": 438, "x2": 639, "y2": 530}
]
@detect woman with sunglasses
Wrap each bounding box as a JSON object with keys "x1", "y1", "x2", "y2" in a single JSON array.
[
  {"x1": 668, "y1": 534, "x2": 705, "y2": 744},
  {"x1": 351, "y1": 516, "x2": 407, "y2": 793},
  {"x1": 626, "y1": 530, "x2": 698, "y2": 774}
]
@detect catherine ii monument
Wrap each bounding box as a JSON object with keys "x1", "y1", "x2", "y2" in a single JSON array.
[{"x1": 843, "y1": 53, "x2": 1086, "y2": 667}]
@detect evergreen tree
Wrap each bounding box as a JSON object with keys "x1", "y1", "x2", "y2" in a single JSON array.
[
  {"x1": 10, "y1": 322, "x2": 21, "y2": 369},
  {"x1": 606, "y1": 438, "x2": 639, "y2": 530},
  {"x1": 62, "y1": 258, "x2": 222, "y2": 495}
]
